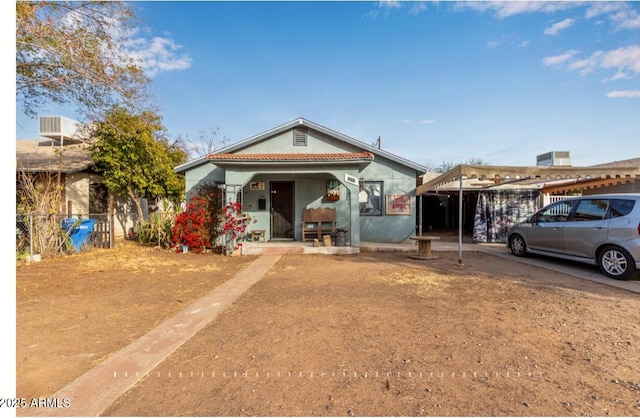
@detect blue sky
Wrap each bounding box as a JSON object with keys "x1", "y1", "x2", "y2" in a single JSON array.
[{"x1": 14, "y1": 1, "x2": 640, "y2": 168}]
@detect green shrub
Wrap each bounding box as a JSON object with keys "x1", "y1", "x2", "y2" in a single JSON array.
[{"x1": 136, "y1": 211, "x2": 176, "y2": 248}]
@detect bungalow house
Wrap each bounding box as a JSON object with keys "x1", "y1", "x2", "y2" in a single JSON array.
[{"x1": 174, "y1": 118, "x2": 427, "y2": 247}]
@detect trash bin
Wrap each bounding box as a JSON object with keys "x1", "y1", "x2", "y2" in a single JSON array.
[
  {"x1": 61, "y1": 218, "x2": 96, "y2": 252},
  {"x1": 335, "y1": 229, "x2": 347, "y2": 247}
]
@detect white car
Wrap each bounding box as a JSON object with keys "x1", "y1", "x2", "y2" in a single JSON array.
[{"x1": 507, "y1": 194, "x2": 640, "y2": 280}]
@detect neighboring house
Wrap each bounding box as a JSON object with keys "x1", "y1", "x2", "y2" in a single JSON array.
[
  {"x1": 174, "y1": 118, "x2": 427, "y2": 246},
  {"x1": 16, "y1": 138, "x2": 143, "y2": 238},
  {"x1": 16, "y1": 139, "x2": 107, "y2": 216}
]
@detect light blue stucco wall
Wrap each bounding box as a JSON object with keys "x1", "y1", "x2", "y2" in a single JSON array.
[
  {"x1": 184, "y1": 163, "x2": 225, "y2": 200},
  {"x1": 358, "y1": 155, "x2": 418, "y2": 243},
  {"x1": 237, "y1": 129, "x2": 360, "y2": 154},
  {"x1": 182, "y1": 126, "x2": 421, "y2": 245}
]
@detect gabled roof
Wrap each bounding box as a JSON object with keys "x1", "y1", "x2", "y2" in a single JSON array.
[
  {"x1": 175, "y1": 118, "x2": 427, "y2": 173},
  {"x1": 16, "y1": 140, "x2": 94, "y2": 174}
]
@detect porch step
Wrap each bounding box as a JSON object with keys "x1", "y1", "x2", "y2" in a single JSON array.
[{"x1": 243, "y1": 243, "x2": 359, "y2": 256}]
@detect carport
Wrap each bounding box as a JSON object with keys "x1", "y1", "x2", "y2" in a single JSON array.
[{"x1": 417, "y1": 164, "x2": 640, "y2": 265}]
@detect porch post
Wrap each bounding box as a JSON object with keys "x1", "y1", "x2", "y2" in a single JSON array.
[{"x1": 346, "y1": 182, "x2": 360, "y2": 247}]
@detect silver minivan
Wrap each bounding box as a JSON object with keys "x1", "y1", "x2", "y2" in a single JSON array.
[{"x1": 507, "y1": 193, "x2": 640, "y2": 280}]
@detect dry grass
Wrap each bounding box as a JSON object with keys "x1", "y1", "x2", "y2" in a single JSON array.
[{"x1": 375, "y1": 267, "x2": 452, "y2": 294}]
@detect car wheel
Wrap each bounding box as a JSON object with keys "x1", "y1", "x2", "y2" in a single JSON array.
[
  {"x1": 598, "y1": 246, "x2": 637, "y2": 280},
  {"x1": 509, "y1": 234, "x2": 527, "y2": 257}
]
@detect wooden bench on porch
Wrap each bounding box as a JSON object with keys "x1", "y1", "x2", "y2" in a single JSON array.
[{"x1": 301, "y1": 208, "x2": 337, "y2": 242}]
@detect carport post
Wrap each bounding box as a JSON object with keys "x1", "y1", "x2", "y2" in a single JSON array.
[{"x1": 458, "y1": 175, "x2": 463, "y2": 265}]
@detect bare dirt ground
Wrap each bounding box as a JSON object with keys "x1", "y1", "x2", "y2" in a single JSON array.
[{"x1": 16, "y1": 240, "x2": 640, "y2": 416}]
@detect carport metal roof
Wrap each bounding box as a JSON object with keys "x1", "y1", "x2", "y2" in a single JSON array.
[{"x1": 417, "y1": 164, "x2": 640, "y2": 195}]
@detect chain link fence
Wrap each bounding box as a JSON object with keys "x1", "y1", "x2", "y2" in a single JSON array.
[{"x1": 16, "y1": 213, "x2": 114, "y2": 261}]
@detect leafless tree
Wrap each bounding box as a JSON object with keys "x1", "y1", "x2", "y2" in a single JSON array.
[{"x1": 177, "y1": 127, "x2": 231, "y2": 159}]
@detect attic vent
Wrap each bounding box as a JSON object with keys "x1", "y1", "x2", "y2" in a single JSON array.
[{"x1": 293, "y1": 127, "x2": 308, "y2": 146}]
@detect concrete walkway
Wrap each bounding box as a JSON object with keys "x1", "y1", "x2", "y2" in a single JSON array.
[{"x1": 29, "y1": 255, "x2": 281, "y2": 417}]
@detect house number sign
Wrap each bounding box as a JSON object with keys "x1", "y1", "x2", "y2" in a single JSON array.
[{"x1": 344, "y1": 174, "x2": 358, "y2": 186}]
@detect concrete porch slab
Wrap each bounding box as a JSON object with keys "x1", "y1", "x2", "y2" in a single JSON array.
[{"x1": 243, "y1": 241, "x2": 359, "y2": 255}]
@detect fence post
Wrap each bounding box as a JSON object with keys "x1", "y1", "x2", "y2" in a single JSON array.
[
  {"x1": 109, "y1": 212, "x2": 115, "y2": 249},
  {"x1": 109, "y1": 194, "x2": 115, "y2": 249},
  {"x1": 29, "y1": 214, "x2": 33, "y2": 258}
]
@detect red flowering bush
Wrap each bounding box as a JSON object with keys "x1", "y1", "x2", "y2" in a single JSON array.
[
  {"x1": 172, "y1": 188, "x2": 221, "y2": 253},
  {"x1": 221, "y1": 201, "x2": 254, "y2": 254}
]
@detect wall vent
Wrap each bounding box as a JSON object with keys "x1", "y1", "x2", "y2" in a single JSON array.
[{"x1": 293, "y1": 127, "x2": 308, "y2": 146}]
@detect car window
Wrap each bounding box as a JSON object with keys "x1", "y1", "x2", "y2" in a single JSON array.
[
  {"x1": 608, "y1": 199, "x2": 635, "y2": 218},
  {"x1": 536, "y1": 200, "x2": 574, "y2": 223},
  {"x1": 572, "y1": 199, "x2": 609, "y2": 221}
]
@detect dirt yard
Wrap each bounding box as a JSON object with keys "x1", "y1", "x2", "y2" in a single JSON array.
[{"x1": 16, "y1": 240, "x2": 640, "y2": 416}]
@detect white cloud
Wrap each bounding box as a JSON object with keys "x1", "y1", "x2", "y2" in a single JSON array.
[
  {"x1": 601, "y1": 45, "x2": 640, "y2": 74},
  {"x1": 126, "y1": 36, "x2": 192, "y2": 77},
  {"x1": 363, "y1": 10, "x2": 380, "y2": 19},
  {"x1": 566, "y1": 51, "x2": 604, "y2": 77},
  {"x1": 603, "y1": 70, "x2": 630, "y2": 82},
  {"x1": 585, "y1": 2, "x2": 626, "y2": 19},
  {"x1": 401, "y1": 119, "x2": 436, "y2": 125},
  {"x1": 487, "y1": 33, "x2": 529, "y2": 49},
  {"x1": 605, "y1": 90, "x2": 640, "y2": 98},
  {"x1": 455, "y1": 1, "x2": 580, "y2": 18},
  {"x1": 365, "y1": 1, "x2": 403, "y2": 19},
  {"x1": 543, "y1": 45, "x2": 640, "y2": 79},
  {"x1": 611, "y1": 9, "x2": 640, "y2": 30},
  {"x1": 586, "y1": 2, "x2": 640, "y2": 30},
  {"x1": 457, "y1": 1, "x2": 639, "y2": 32},
  {"x1": 409, "y1": 2, "x2": 428, "y2": 16},
  {"x1": 544, "y1": 18, "x2": 576, "y2": 35},
  {"x1": 378, "y1": 0, "x2": 402, "y2": 10},
  {"x1": 542, "y1": 50, "x2": 579, "y2": 66}
]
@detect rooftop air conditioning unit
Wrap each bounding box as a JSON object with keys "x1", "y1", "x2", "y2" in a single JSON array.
[
  {"x1": 536, "y1": 151, "x2": 571, "y2": 167},
  {"x1": 38, "y1": 116, "x2": 85, "y2": 144}
]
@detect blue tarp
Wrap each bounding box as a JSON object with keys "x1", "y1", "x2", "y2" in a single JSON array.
[{"x1": 61, "y1": 218, "x2": 96, "y2": 252}]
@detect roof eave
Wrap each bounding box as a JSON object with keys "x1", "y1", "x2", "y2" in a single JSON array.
[
  {"x1": 209, "y1": 159, "x2": 374, "y2": 168},
  {"x1": 174, "y1": 155, "x2": 209, "y2": 174}
]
